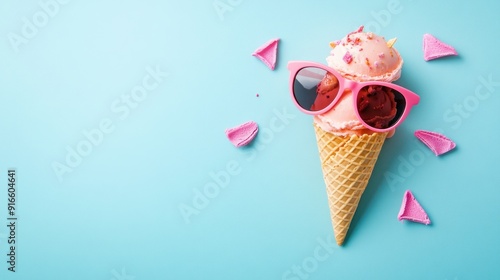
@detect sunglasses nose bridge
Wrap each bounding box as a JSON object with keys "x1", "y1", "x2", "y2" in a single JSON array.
[{"x1": 343, "y1": 80, "x2": 356, "y2": 91}]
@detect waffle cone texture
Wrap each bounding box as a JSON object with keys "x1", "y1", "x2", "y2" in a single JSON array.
[{"x1": 314, "y1": 124, "x2": 387, "y2": 245}]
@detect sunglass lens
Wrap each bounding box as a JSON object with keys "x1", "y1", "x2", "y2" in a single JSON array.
[
  {"x1": 293, "y1": 67, "x2": 340, "y2": 112},
  {"x1": 357, "y1": 85, "x2": 406, "y2": 129}
]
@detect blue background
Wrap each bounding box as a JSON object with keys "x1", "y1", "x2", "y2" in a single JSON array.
[{"x1": 1, "y1": 0, "x2": 499, "y2": 279}]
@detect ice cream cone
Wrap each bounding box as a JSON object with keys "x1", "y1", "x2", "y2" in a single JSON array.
[{"x1": 314, "y1": 124, "x2": 387, "y2": 245}]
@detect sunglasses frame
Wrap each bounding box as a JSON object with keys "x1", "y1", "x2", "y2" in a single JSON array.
[{"x1": 288, "y1": 61, "x2": 420, "y2": 133}]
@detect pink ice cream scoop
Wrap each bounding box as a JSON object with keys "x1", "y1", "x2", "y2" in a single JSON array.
[{"x1": 314, "y1": 28, "x2": 403, "y2": 137}]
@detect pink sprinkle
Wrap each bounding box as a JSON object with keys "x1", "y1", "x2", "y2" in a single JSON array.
[
  {"x1": 374, "y1": 61, "x2": 379, "y2": 68},
  {"x1": 378, "y1": 53, "x2": 385, "y2": 58},
  {"x1": 343, "y1": 51, "x2": 353, "y2": 64},
  {"x1": 256, "y1": 93, "x2": 259, "y2": 97},
  {"x1": 398, "y1": 190, "x2": 431, "y2": 225},
  {"x1": 415, "y1": 130, "x2": 456, "y2": 156},
  {"x1": 346, "y1": 26, "x2": 364, "y2": 39},
  {"x1": 225, "y1": 121, "x2": 259, "y2": 148}
]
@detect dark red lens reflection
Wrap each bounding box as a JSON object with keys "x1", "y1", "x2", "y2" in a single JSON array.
[{"x1": 356, "y1": 85, "x2": 406, "y2": 129}]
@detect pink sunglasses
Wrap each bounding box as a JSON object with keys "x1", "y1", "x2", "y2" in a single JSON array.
[{"x1": 288, "y1": 61, "x2": 420, "y2": 133}]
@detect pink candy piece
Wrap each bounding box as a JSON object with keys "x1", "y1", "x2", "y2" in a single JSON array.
[
  {"x1": 415, "y1": 130, "x2": 456, "y2": 156},
  {"x1": 398, "y1": 190, "x2": 431, "y2": 225},
  {"x1": 252, "y1": 38, "x2": 279, "y2": 70},
  {"x1": 423, "y1": 34, "x2": 458, "y2": 61},
  {"x1": 225, "y1": 121, "x2": 259, "y2": 147},
  {"x1": 343, "y1": 51, "x2": 353, "y2": 64}
]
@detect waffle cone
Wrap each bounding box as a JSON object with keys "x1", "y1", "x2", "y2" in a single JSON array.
[{"x1": 314, "y1": 124, "x2": 387, "y2": 245}]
